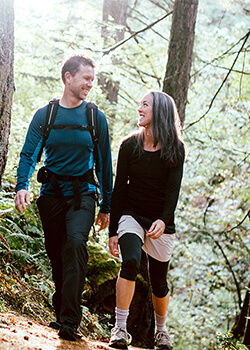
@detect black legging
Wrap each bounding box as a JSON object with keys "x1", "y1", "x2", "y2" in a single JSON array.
[{"x1": 118, "y1": 233, "x2": 170, "y2": 298}]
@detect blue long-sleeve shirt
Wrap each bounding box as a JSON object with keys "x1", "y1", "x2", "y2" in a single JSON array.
[{"x1": 15, "y1": 101, "x2": 113, "y2": 213}]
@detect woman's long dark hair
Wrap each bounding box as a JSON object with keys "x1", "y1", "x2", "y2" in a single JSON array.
[{"x1": 135, "y1": 91, "x2": 185, "y2": 166}]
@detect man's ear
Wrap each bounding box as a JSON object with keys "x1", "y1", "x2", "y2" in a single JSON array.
[{"x1": 64, "y1": 71, "x2": 71, "y2": 84}]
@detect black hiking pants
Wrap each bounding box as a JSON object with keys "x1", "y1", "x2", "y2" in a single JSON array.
[{"x1": 37, "y1": 192, "x2": 95, "y2": 326}]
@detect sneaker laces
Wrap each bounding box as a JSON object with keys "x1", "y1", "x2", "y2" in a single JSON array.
[{"x1": 155, "y1": 330, "x2": 172, "y2": 347}]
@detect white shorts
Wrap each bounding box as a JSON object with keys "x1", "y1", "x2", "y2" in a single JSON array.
[{"x1": 117, "y1": 215, "x2": 175, "y2": 262}]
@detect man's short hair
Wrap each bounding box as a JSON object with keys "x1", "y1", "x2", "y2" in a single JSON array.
[{"x1": 61, "y1": 54, "x2": 96, "y2": 83}]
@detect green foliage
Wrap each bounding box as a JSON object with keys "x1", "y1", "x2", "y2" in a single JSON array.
[
  {"x1": 170, "y1": 3, "x2": 250, "y2": 348},
  {"x1": 0, "y1": 188, "x2": 47, "y2": 272},
  {"x1": 0, "y1": 188, "x2": 53, "y2": 322},
  {"x1": 168, "y1": 238, "x2": 249, "y2": 349},
  {"x1": 217, "y1": 332, "x2": 248, "y2": 349},
  {"x1": 0, "y1": 191, "x2": 58, "y2": 329}
]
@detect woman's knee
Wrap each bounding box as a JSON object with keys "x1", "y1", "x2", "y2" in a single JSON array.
[
  {"x1": 151, "y1": 281, "x2": 169, "y2": 298},
  {"x1": 148, "y1": 255, "x2": 170, "y2": 298},
  {"x1": 119, "y1": 233, "x2": 142, "y2": 281},
  {"x1": 120, "y1": 256, "x2": 140, "y2": 281}
]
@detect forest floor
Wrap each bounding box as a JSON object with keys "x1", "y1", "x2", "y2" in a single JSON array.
[{"x1": 0, "y1": 312, "x2": 149, "y2": 350}]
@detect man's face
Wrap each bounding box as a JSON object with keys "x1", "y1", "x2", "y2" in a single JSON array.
[{"x1": 67, "y1": 64, "x2": 95, "y2": 101}]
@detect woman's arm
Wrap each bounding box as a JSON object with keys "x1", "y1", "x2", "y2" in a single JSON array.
[{"x1": 160, "y1": 158, "x2": 184, "y2": 227}]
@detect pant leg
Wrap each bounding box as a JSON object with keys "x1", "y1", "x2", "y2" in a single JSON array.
[
  {"x1": 36, "y1": 196, "x2": 67, "y2": 320},
  {"x1": 60, "y1": 193, "x2": 95, "y2": 326}
]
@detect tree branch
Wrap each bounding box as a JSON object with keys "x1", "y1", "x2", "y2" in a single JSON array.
[
  {"x1": 128, "y1": 15, "x2": 169, "y2": 41},
  {"x1": 180, "y1": 211, "x2": 250, "y2": 308},
  {"x1": 101, "y1": 11, "x2": 173, "y2": 56},
  {"x1": 19, "y1": 72, "x2": 59, "y2": 83},
  {"x1": 185, "y1": 30, "x2": 250, "y2": 130},
  {"x1": 199, "y1": 61, "x2": 250, "y2": 75},
  {"x1": 192, "y1": 32, "x2": 250, "y2": 78},
  {"x1": 148, "y1": 0, "x2": 172, "y2": 11},
  {"x1": 225, "y1": 210, "x2": 250, "y2": 234},
  {"x1": 211, "y1": 235, "x2": 242, "y2": 308},
  {"x1": 200, "y1": 228, "x2": 242, "y2": 307}
]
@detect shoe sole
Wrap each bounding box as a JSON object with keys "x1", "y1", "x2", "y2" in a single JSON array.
[
  {"x1": 49, "y1": 321, "x2": 61, "y2": 330},
  {"x1": 109, "y1": 339, "x2": 128, "y2": 349},
  {"x1": 59, "y1": 329, "x2": 76, "y2": 341}
]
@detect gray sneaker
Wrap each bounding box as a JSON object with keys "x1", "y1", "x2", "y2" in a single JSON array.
[
  {"x1": 154, "y1": 330, "x2": 173, "y2": 350},
  {"x1": 109, "y1": 326, "x2": 132, "y2": 349}
]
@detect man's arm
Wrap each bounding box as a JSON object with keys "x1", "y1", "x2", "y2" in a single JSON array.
[{"x1": 15, "y1": 107, "x2": 46, "y2": 209}]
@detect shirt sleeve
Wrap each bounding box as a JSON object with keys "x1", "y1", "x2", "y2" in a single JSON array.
[
  {"x1": 95, "y1": 110, "x2": 113, "y2": 213},
  {"x1": 109, "y1": 139, "x2": 130, "y2": 237},
  {"x1": 15, "y1": 108, "x2": 46, "y2": 193},
  {"x1": 159, "y1": 146, "x2": 185, "y2": 227}
]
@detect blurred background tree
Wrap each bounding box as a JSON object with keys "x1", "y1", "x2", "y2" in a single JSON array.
[{"x1": 0, "y1": 0, "x2": 15, "y2": 187}]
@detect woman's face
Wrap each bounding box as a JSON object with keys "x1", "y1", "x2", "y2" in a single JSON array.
[{"x1": 137, "y1": 93, "x2": 153, "y2": 128}]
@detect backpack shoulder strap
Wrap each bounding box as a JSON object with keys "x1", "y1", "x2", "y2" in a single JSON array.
[
  {"x1": 86, "y1": 102, "x2": 100, "y2": 172},
  {"x1": 86, "y1": 102, "x2": 98, "y2": 141},
  {"x1": 37, "y1": 98, "x2": 59, "y2": 163}
]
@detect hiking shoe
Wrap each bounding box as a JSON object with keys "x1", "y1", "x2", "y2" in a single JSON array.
[
  {"x1": 109, "y1": 326, "x2": 132, "y2": 349},
  {"x1": 154, "y1": 330, "x2": 173, "y2": 350},
  {"x1": 59, "y1": 323, "x2": 78, "y2": 341},
  {"x1": 49, "y1": 319, "x2": 61, "y2": 330}
]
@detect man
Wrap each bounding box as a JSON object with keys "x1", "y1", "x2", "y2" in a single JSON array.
[{"x1": 14, "y1": 54, "x2": 113, "y2": 341}]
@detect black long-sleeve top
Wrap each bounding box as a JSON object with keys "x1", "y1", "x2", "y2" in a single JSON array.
[{"x1": 109, "y1": 136, "x2": 185, "y2": 237}]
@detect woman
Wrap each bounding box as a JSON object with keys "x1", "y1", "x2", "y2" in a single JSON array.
[{"x1": 108, "y1": 91, "x2": 185, "y2": 350}]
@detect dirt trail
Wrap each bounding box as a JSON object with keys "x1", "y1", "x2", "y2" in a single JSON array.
[{"x1": 0, "y1": 313, "x2": 149, "y2": 350}]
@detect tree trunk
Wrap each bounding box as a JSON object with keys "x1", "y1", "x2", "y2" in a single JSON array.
[
  {"x1": 102, "y1": 0, "x2": 128, "y2": 44},
  {"x1": 162, "y1": 0, "x2": 199, "y2": 125},
  {"x1": 231, "y1": 282, "x2": 250, "y2": 348},
  {"x1": 99, "y1": 0, "x2": 129, "y2": 139},
  {"x1": 0, "y1": 0, "x2": 15, "y2": 187}
]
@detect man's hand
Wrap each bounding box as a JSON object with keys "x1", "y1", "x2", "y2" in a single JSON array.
[
  {"x1": 147, "y1": 219, "x2": 166, "y2": 239},
  {"x1": 14, "y1": 189, "x2": 31, "y2": 214},
  {"x1": 109, "y1": 235, "x2": 119, "y2": 258},
  {"x1": 95, "y1": 212, "x2": 110, "y2": 231}
]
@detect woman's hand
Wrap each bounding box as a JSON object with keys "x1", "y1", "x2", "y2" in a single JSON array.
[
  {"x1": 109, "y1": 235, "x2": 119, "y2": 258},
  {"x1": 147, "y1": 219, "x2": 166, "y2": 239}
]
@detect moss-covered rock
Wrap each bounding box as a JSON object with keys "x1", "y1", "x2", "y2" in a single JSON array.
[{"x1": 85, "y1": 239, "x2": 120, "y2": 314}]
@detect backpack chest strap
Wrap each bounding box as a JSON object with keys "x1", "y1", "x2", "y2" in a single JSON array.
[{"x1": 51, "y1": 124, "x2": 94, "y2": 131}]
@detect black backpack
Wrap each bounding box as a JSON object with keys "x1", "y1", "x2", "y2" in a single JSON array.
[{"x1": 36, "y1": 98, "x2": 100, "y2": 171}]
